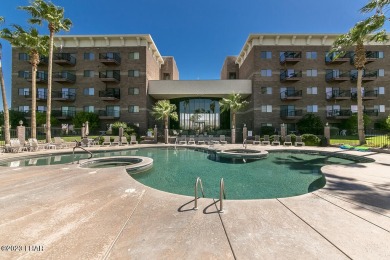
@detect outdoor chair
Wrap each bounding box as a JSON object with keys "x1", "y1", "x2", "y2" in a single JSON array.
[
  {"x1": 261, "y1": 135, "x2": 271, "y2": 145},
  {"x1": 28, "y1": 138, "x2": 42, "y2": 152},
  {"x1": 219, "y1": 135, "x2": 227, "y2": 145},
  {"x1": 130, "y1": 135, "x2": 138, "y2": 145},
  {"x1": 253, "y1": 135, "x2": 261, "y2": 145},
  {"x1": 272, "y1": 135, "x2": 281, "y2": 146},
  {"x1": 102, "y1": 136, "x2": 111, "y2": 146},
  {"x1": 179, "y1": 135, "x2": 187, "y2": 145},
  {"x1": 295, "y1": 136, "x2": 305, "y2": 146},
  {"x1": 112, "y1": 136, "x2": 120, "y2": 145},
  {"x1": 188, "y1": 135, "x2": 195, "y2": 145},
  {"x1": 197, "y1": 135, "x2": 206, "y2": 145},
  {"x1": 53, "y1": 137, "x2": 68, "y2": 149},
  {"x1": 121, "y1": 136, "x2": 129, "y2": 145},
  {"x1": 283, "y1": 135, "x2": 293, "y2": 146},
  {"x1": 10, "y1": 139, "x2": 28, "y2": 153}
]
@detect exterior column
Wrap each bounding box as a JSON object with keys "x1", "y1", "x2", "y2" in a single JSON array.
[
  {"x1": 119, "y1": 126, "x2": 124, "y2": 145},
  {"x1": 81, "y1": 124, "x2": 86, "y2": 139},
  {"x1": 154, "y1": 125, "x2": 158, "y2": 143},
  {"x1": 17, "y1": 120, "x2": 26, "y2": 145},
  {"x1": 324, "y1": 123, "x2": 330, "y2": 146},
  {"x1": 280, "y1": 123, "x2": 286, "y2": 139},
  {"x1": 243, "y1": 124, "x2": 248, "y2": 142}
]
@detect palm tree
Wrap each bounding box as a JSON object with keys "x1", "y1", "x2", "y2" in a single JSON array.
[
  {"x1": 1, "y1": 25, "x2": 49, "y2": 139},
  {"x1": 20, "y1": 0, "x2": 72, "y2": 143},
  {"x1": 219, "y1": 93, "x2": 249, "y2": 129},
  {"x1": 0, "y1": 16, "x2": 11, "y2": 146},
  {"x1": 331, "y1": 13, "x2": 387, "y2": 145},
  {"x1": 151, "y1": 100, "x2": 178, "y2": 143}
]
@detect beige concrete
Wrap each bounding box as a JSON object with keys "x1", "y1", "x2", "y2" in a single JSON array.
[{"x1": 0, "y1": 145, "x2": 389, "y2": 259}]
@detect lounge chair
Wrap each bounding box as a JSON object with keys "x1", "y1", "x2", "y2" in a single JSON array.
[
  {"x1": 10, "y1": 139, "x2": 28, "y2": 153},
  {"x1": 53, "y1": 137, "x2": 68, "y2": 149},
  {"x1": 179, "y1": 135, "x2": 187, "y2": 145},
  {"x1": 188, "y1": 135, "x2": 195, "y2": 145},
  {"x1": 112, "y1": 136, "x2": 120, "y2": 146},
  {"x1": 219, "y1": 135, "x2": 227, "y2": 145},
  {"x1": 262, "y1": 135, "x2": 271, "y2": 145},
  {"x1": 130, "y1": 135, "x2": 138, "y2": 145},
  {"x1": 102, "y1": 136, "x2": 111, "y2": 146},
  {"x1": 210, "y1": 135, "x2": 219, "y2": 145},
  {"x1": 253, "y1": 135, "x2": 261, "y2": 145},
  {"x1": 121, "y1": 136, "x2": 129, "y2": 145},
  {"x1": 28, "y1": 138, "x2": 42, "y2": 151},
  {"x1": 284, "y1": 135, "x2": 293, "y2": 146},
  {"x1": 295, "y1": 136, "x2": 305, "y2": 146},
  {"x1": 197, "y1": 135, "x2": 205, "y2": 145},
  {"x1": 272, "y1": 135, "x2": 280, "y2": 146}
]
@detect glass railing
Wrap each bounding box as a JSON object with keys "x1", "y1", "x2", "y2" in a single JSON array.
[
  {"x1": 280, "y1": 51, "x2": 302, "y2": 63},
  {"x1": 53, "y1": 53, "x2": 76, "y2": 65},
  {"x1": 53, "y1": 71, "x2": 76, "y2": 82},
  {"x1": 99, "y1": 70, "x2": 121, "y2": 81},
  {"x1": 280, "y1": 89, "x2": 302, "y2": 99},
  {"x1": 98, "y1": 89, "x2": 120, "y2": 99},
  {"x1": 280, "y1": 70, "x2": 302, "y2": 81},
  {"x1": 326, "y1": 89, "x2": 351, "y2": 99},
  {"x1": 99, "y1": 52, "x2": 121, "y2": 63}
]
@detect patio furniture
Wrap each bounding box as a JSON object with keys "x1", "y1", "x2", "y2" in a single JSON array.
[
  {"x1": 295, "y1": 136, "x2": 305, "y2": 146},
  {"x1": 262, "y1": 135, "x2": 271, "y2": 145},
  {"x1": 272, "y1": 135, "x2": 281, "y2": 146},
  {"x1": 219, "y1": 135, "x2": 227, "y2": 145},
  {"x1": 112, "y1": 136, "x2": 120, "y2": 145},
  {"x1": 188, "y1": 135, "x2": 195, "y2": 145},
  {"x1": 283, "y1": 135, "x2": 293, "y2": 146},
  {"x1": 253, "y1": 135, "x2": 261, "y2": 145},
  {"x1": 197, "y1": 136, "x2": 206, "y2": 145},
  {"x1": 130, "y1": 135, "x2": 138, "y2": 145},
  {"x1": 179, "y1": 135, "x2": 187, "y2": 145},
  {"x1": 121, "y1": 136, "x2": 129, "y2": 145},
  {"x1": 53, "y1": 137, "x2": 68, "y2": 149},
  {"x1": 102, "y1": 136, "x2": 111, "y2": 146}
]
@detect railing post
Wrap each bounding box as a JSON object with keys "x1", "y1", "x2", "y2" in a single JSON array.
[{"x1": 220, "y1": 178, "x2": 225, "y2": 213}]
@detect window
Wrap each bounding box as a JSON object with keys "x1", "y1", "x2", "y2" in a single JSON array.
[
  {"x1": 378, "y1": 69, "x2": 384, "y2": 77},
  {"x1": 307, "y1": 105, "x2": 318, "y2": 113},
  {"x1": 129, "y1": 52, "x2": 140, "y2": 60},
  {"x1": 261, "y1": 87, "x2": 272, "y2": 94},
  {"x1": 107, "y1": 105, "x2": 120, "y2": 117},
  {"x1": 128, "y1": 70, "x2": 140, "y2": 77},
  {"x1": 37, "y1": 88, "x2": 47, "y2": 99},
  {"x1": 261, "y1": 105, "x2": 272, "y2": 112},
  {"x1": 307, "y1": 86, "x2": 318, "y2": 94},
  {"x1": 260, "y1": 51, "x2": 272, "y2": 59},
  {"x1": 374, "y1": 87, "x2": 385, "y2": 95},
  {"x1": 374, "y1": 105, "x2": 385, "y2": 112},
  {"x1": 83, "y1": 88, "x2": 94, "y2": 96},
  {"x1": 261, "y1": 69, "x2": 272, "y2": 77},
  {"x1": 84, "y1": 106, "x2": 94, "y2": 113},
  {"x1": 261, "y1": 123, "x2": 273, "y2": 127},
  {"x1": 228, "y1": 72, "x2": 236, "y2": 79},
  {"x1": 84, "y1": 52, "x2": 94, "y2": 60},
  {"x1": 18, "y1": 71, "x2": 29, "y2": 78},
  {"x1": 19, "y1": 53, "x2": 29, "y2": 61},
  {"x1": 378, "y1": 51, "x2": 384, "y2": 58},
  {"x1": 306, "y1": 69, "x2": 317, "y2": 77},
  {"x1": 18, "y1": 88, "x2": 29, "y2": 96},
  {"x1": 306, "y1": 52, "x2": 317, "y2": 59},
  {"x1": 128, "y1": 87, "x2": 140, "y2": 95},
  {"x1": 61, "y1": 106, "x2": 76, "y2": 117},
  {"x1": 163, "y1": 73, "x2": 171, "y2": 80},
  {"x1": 37, "y1": 106, "x2": 46, "y2": 112},
  {"x1": 19, "y1": 106, "x2": 29, "y2": 112},
  {"x1": 129, "y1": 105, "x2": 139, "y2": 113},
  {"x1": 83, "y1": 70, "x2": 94, "y2": 77},
  {"x1": 351, "y1": 105, "x2": 358, "y2": 113}
]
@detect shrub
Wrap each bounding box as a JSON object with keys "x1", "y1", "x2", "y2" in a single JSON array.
[
  {"x1": 297, "y1": 113, "x2": 323, "y2": 135},
  {"x1": 72, "y1": 112, "x2": 100, "y2": 131},
  {"x1": 111, "y1": 122, "x2": 128, "y2": 135},
  {"x1": 260, "y1": 126, "x2": 275, "y2": 136},
  {"x1": 340, "y1": 114, "x2": 371, "y2": 135},
  {"x1": 302, "y1": 134, "x2": 321, "y2": 146}
]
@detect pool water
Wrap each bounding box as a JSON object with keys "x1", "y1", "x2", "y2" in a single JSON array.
[{"x1": 0, "y1": 148, "x2": 363, "y2": 200}]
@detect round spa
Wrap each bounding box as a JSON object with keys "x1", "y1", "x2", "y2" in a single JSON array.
[
  {"x1": 79, "y1": 156, "x2": 153, "y2": 173},
  {"x1": 215, "y1": 149, "x2": 268, "y2": 159}
]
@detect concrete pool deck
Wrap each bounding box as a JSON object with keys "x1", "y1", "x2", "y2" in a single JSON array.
[{"x1": 0, "y1": 144, "x2": 389, "y2": 259}]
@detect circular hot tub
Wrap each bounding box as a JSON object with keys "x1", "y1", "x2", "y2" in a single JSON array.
[
  {"x1": 216, "y1": 149, "x2": 268, "y2": 159},
  {"x1": 79, "y1": 156, "x2": 153, "y2": 173}
]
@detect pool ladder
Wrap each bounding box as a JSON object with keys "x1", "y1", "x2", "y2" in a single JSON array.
[
  {"x1": 72, "y1": 140, "x2": 93, "y2": 164},
  {"x1": 194, "y1": 177, "x2": 226, "y2": 212}
]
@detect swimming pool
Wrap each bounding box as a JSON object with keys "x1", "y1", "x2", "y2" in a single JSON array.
[{"x1": 0, "y1": 147, "x2": 372, "y2": 200}]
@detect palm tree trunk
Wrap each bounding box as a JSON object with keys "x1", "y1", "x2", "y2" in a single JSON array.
[
  {"x1": 0, "y1": 57, "x2": 10, "y2": 145},
  {"x1": 164, "y1": 116, "x2": 168, "y2": 144},
  {"x1": 46, "y1": 28, "x2": 54, "y2": 143},
  {"x1": 30, "y1": 53, "x2": 38, "y2": 139},
  {"x1": 232, "y1": 111, "x2": 236, "y2": 129},
  {"x1": 355, "y1": 41, "x2": 367, "y2": 145}
]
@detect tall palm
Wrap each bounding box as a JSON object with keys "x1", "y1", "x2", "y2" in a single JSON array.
[
  {"x1": 151, "y1": 100, "x2": 178, "y2": 143},
  {"x1": 0, "y1": 16, "x2": 11, "y2": 145},
  {"x1": 1, "y1": 25, "x2": 49, "y2": 139},
  {"x1": 219, "y1": 93, "x2": 249, "y2": 129},
  {"x1": 20, "y1": 0, "x2": 72, "y2": 143},
  {"x1": 331, "y1": 13, "x2": 387, "y2": 145}
]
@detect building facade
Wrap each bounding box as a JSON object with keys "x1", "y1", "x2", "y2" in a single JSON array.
[{"x1": 11, "y1": 34, "x2": 390, "y2": 134}]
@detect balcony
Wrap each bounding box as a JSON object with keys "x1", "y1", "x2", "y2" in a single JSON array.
[
  {"x1": 53, "y1": 71, "x2": 76, "y2": 83},
  {"x1": 280, "y1": 70, "x2": 302, "y2": 82},
  {"x1": 326, "y1": 90, "x2": 351, "y2": 101},
  {"x1": 280, "y1": 51, "x2": 302, "y2": 64},
  {"x1": 350, "y1": 70, "x2": 378, "y2": 82},
  {"x1": 98, "y1": 110, "x2": 120, "y2": 119},
  {"x1": 53, "y1": 53, "x2": 76, "y2": 66},
  {"x1": 280, "y1": 109, "x2": 303, "y2": 119},
  {"x1": 52, "y1": 91, "x2": 76, "y2": 102},
  {"x1": 52, "y1": 110, "x2": 76, "y2": 119},
  {"x1": 99, "y1": 52, "x2": 121, "y2": 65},
  {"x1": 351, "y1": 90, "x2": 379, "y2": 101},
  {"x1": 99, "y1": 70, "x2": 120, "y2": 82},
  {"x1": 326, "y1": 109, "x2": 352, "y2": 119},
  {"x1": 364, "y1": 109, "x2": 379, "y2": 116},
  {"x1": 26, "y1": 71, "x2": 48, "y2": 83},
  {"x1": 27, "y1": 56, "x2": 48, "y2": 66},
  {"x1": 24, "y1": 111, "x2": 31, "y2": 119},
  {"x1": 351, "y1": 51, "x2": 382, "y2": 64},
  {"x1": 325, "y1": 70, "x2": 350, "y2": 82},
  {"x1": 99, "y1": 89, "x2": 120, "y2": 101},
  {"x1": 24, "y1": 92, "x2": 47, "y2": 101},
  {"x1": 280, "y1": 89, "x2": 302, "y2": 101},
  {"x1": 325, "y1": 52, "x2": 351, "y2": 64}
]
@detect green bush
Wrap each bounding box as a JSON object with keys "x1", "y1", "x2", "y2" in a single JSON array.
[
  {"x1": 302, "y1": 134, "x2": 321, "y2": 146},
  {"x1": 260, "y1": 126, "x2": 275, "y2": 136},
  {"x1": 111, "y1": 122, "x2": 128, "y2": 135},
  {"x1": 340, "y1": 114, "x2": 371, "y2": 135},
  {"x1": 297, "y1": 114, "x2": 323, "y2": 135},
  {"x1": 72, "y1": 112, "x2": 100, "y2": 131}
]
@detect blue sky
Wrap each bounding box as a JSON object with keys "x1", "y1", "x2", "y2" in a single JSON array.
[{"x1": 0, "y1": 0, "x2": 380, "y2": 110}]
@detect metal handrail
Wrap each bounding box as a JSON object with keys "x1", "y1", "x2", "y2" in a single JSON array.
[
  {"x1": 219, "y1": 178, "x2": 226, "y2": 213},
  {"x1": 194, "y1": 177, "x2": 205, "y2": 210},
  {"x1": 72, "y1": 140, "x2": 93, "y2": 164},
  {"x1": 243, "y1": 139, "x2": 247, "y2": 149}
]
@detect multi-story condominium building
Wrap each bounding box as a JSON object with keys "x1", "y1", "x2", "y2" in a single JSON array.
[{"x1": 11, "y1": 34, "x2": 390, "y2": 135}]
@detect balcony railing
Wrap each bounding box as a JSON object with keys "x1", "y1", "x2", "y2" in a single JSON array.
[
  {"x1": 350, "y1": 70, "x2": 378, "y2": 81},
  {"x1": 280, "y1": 70, "x2": 302, "y2": 82},
  {"x1": 351, "y1": 90, "x2": 379, "y2": 100},
  {"x1": 99, "y1": 52, "x2": 121, "y2": 65},
  {"x1": 280, "y1": 109, "x2": 303, "y2": 119},
  {"x1": 351, "y1": 51, "x2": 381, "y2": 64},
  {"x1": 26, "y1": 71, "x2": 48, "y2": 83},
  {"x1": 53, "y1": 53, "x2": 76, "y2": 65},
  {"x1": 364, "y1": 109, "x2": 379, "y2": 116},
  {"x1": 23, "y1": 91, "x2": 47, "y2": 101},
  {"x1": 52, "y1": 110, "x2": 76, "y2": 119},
  {"x1": 325, "y1": 52, "x2": 351, "y2": 64},
  {"x1": 52, "y1": 91, "x2": 76, "y2": 101},
  {"x1": 99, "y1": 70, "x2": 121, "y2": 82},
  {"x1": 98, "y1": 89, "x2": 120, "y2": 101},
  {"x1": 53, "y1": 71, "x2": 76, "y2": 83},
  {"x1": 326, "y1": 90, "x2": 351, "y2": 100},
  {"x1": 280, "y1": 51, "x2": 302, "y2": 64},
  {"x1": 326, "y1": 109, "x2": 352, "y2": 119},
  {"x1": 325, "y1": 70, "x2": 350, "y2": 82},
  {"x1": 280, "y1": 89, "x2": 302, "y2": 100},
  {"x1": 98, "y1": 110, "x2": 120, "y2": 119}
]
